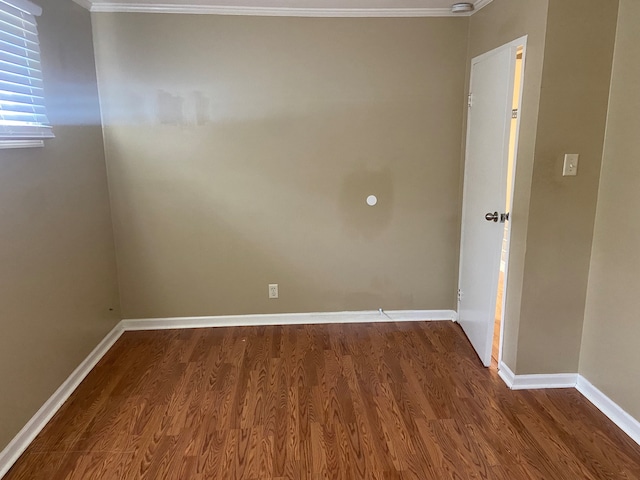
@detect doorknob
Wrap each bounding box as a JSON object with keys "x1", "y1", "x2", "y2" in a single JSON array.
[{"x1": 485, "y1": 212, "x2": 499, "y2": 222}]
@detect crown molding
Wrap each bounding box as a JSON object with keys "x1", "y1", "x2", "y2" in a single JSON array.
[
  {"x1": 85, "y1": 3, "x2": 469, "y2": 16},
  {"x1": 473, "y1": 0, "x2": 494, "y2": 13},
  {"x1": 71, "y1": 1, "x2": 497, "y2": 17}
]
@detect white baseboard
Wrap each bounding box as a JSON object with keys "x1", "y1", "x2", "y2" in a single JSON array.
[
  {"x1": 498, "y1": 362, "x2": 639, "y2": 447},
  {"x1": 497, "y1": 361, "x2": 517, "y2": 387},
  {"x1": 0, "y1": 323, "x2": 125, "y2": 479},
  {"x1": 5, "y1": 310, "x2": 636, "y2": 479},
  {"x1": 576, "y1": 375, "x2": 640, "y2": 446},
  {"x1": 497, "y1": 361, "x2": 578, "y2": 390},
  {"x1": 121, "y1": 309, "x2": 458, "y2": 331}
]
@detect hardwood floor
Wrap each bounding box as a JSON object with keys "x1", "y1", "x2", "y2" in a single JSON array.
[{"x1": 5, "y1": 321, "x2": 640, "y2": 479}]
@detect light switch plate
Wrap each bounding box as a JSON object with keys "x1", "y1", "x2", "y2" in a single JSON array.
[{"x1": 563, "y1": 154, "x2": 579, "y2": 176}]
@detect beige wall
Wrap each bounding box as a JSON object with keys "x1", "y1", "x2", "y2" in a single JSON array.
[
  {"x1": 468, "y1": 0, "x2": 619, "y2": 374},
  {"x1": 580, "y1": 0, "x2": 640, "y2": 419},
  {"x1": 1, "y1": 0, "x2": 637, "y2": 453},
  {"x1": 516, "y1": 0, "x2": 618, "y2": 374},
  {"x1": 0, "y1": 0, "x2": 636, "y2": 455},
  {"x1": 92, "y1": 14, "x2": 469, "y2": 318},
  {"x1": 467, "y1": 0, "x2": 550, "y2": 370},
  {"x1": 0, "y1": 0, "x2": 120, "y2": 450}
]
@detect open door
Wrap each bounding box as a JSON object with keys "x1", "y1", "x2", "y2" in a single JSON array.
[{"x1": 458, "y1": 37, "x2": 526, "y2": 367}]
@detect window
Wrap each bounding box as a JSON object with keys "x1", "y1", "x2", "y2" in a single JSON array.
[{"x1": 0, "y1": 0, "x2": 53, "y2": 148}]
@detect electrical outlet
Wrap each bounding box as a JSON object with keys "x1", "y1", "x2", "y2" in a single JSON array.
[{"x1": 268, "y1": 284, "x2": 278, "y2": 299}]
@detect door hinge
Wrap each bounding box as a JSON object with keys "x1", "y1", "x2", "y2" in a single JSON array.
[
  {"x1": 457, "y1": 289, "x2": 462, "y2": 302},
  {"x1": 512, "y1": 108, "x2": 518, "y2": 119},
  {"x1": 468, "y1": 93, "x2": 473, "y2": 108}
]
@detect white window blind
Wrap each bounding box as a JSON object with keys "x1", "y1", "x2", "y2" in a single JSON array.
[{"x1": 0, "y1": 0, "x2": 53, "y2": 140}]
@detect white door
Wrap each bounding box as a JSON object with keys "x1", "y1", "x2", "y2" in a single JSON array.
[{"x1": 458, "y1": 40, "x2": 523, "y2": 367}]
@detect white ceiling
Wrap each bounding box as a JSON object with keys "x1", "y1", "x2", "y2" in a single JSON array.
[{"x1": 73, "y1": 0, "x2": 493, "y2": 17}]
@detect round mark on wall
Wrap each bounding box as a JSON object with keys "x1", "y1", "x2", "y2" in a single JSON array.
[{"x1": 366, "y1": 195, "x2": 378, "y2": 206}]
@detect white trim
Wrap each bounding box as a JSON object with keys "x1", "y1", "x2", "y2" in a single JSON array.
[
  {"x1": 497, "y1": 361, "x2": 578, "y2": 390},
  {"x1": 87, "y1": 4, "x2": 461, "y2": 16},
  {"x1": 497, "y1": 38, "x2": 527, "y2": 367},
  {"x1": 0, "y1": 140, "x2": 44, "y2": 150},
  {"x1": 498, "y1": 362, "x2": 640, "y2": 445},
  {"x1": 121, "y1": 309, "x2": 457, "y2": 330},
  {"x1": 0, "y1": 323, "x2": 125, "y2": 479},
  {"x1": 72, "y1": 0, "x2": 94, "y2": 10},
  {"x1": 71, "y1": 0, "x2": 495, "y2": 16},
  {"x1": 497, "y1": 360, "x2": 516, "y2": 388},
  {"x1": 472, "y1": 0, "x2": 494, "y2": 13},
  {"x1": 471, "y1": 35, "x2": 528, "y2": 65},
  {"x1": 1, "y1": 0, "x2": 42, "y2": 16},
  {"x1": 576, "y1": 376, "x2": 640, "y2": 446},
  {"x1": 498, "y1": 365, "x2": 640, "y2": 446},
  {"x1": 510, "y1": 372, "x2": 578, "y2": 390}
]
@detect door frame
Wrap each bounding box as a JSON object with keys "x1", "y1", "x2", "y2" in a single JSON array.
[
  {"x1": 496, "y1": 37, "x2": 527, "y2": 367},
  {"x1": 457, "y1": 35, "x2": 528, "y2": 367}
]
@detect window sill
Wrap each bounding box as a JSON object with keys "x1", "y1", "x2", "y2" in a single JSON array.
[{"x1": 0, "y1": 139, "x2": 45, "y2": 150}]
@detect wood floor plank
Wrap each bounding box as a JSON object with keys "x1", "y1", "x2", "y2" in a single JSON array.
[
  {"x1": 4, "y1": 321, "x2": 640, "y2": 479},
  {"x1": 3, "y1": 452, "x2": 65, "y2": 480}
]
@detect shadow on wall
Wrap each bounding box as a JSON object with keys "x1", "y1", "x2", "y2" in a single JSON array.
[
  {"x1": 339, "y1": 166, "x2": 394, "y2": 239},
  {"x1": 105, "y1": 97, "x2": 457, "y2": 317}
]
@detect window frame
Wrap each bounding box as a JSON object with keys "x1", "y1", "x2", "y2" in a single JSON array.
[{"x1": 0, "y1": 0, "x2": 54, "y2": 150}]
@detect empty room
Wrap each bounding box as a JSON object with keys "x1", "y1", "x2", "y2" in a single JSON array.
[{"x1": 0, "y1": 0, "x2": 639, "y2": 478}]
